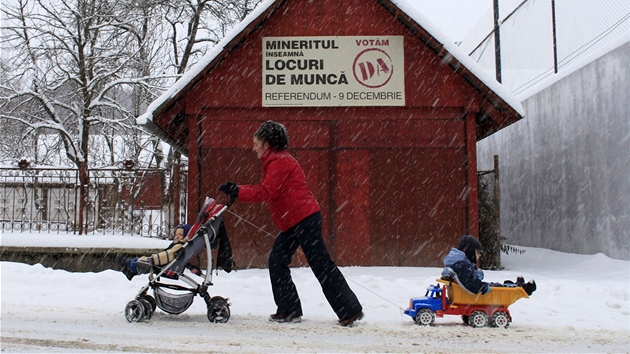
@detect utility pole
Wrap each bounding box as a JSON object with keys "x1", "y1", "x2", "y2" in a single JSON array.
[
  {"x1": 493, "y1": 0, "x2": 502, "y2": 83},
  {"x1": 552, "y1": 0, "x2": 559, "y2": 73}
]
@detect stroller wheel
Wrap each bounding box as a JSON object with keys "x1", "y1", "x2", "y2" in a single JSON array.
[
  {"x1": 207, "y1": 296, "x2": 230, "y2": 323},
  {"x1": 138, "y1": 295, "x2": 156, "y2": 313},
  {"x1": 147, "y1": 295, "x2": 157, "y2": 312},
  {"x1": 125, "y1": 300, "x2": 144, "y2": 323},
  {"x1": 137, "y1": 297, "x2": 154, "y2": 321},
  {"x1": 136, "y1": 293, "x2": 157, "y2": 312}
]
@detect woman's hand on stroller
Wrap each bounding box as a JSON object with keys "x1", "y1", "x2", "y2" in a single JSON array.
[{"x1": 219, "y1": 181, "x2": 239, "y2": 199}]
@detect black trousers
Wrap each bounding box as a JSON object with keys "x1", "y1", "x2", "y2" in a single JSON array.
[{"x1": 269, "y1": 212, "x2": 362, "y2": 320}]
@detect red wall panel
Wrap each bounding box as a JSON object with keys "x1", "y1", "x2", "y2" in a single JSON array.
[
  {"x1": 173, "y1": 0, "x2": 487, "y2": 267},
  {"x1": 335, "y1": 149, "x2": 371, "y2": 266}
]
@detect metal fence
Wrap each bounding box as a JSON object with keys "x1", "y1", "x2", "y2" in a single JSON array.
[
  {"x1": 0, "y1": 166, "x2": 187, "y2": 238},
  {"x1": 463, "y1": 0, "x2": 630, "y2": 95}
]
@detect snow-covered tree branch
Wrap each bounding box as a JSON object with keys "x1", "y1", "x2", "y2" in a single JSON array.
[{"x1": 0, "y1": 0, "x2": 262, "y2": 233}]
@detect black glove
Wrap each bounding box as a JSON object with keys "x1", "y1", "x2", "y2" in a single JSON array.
[{"x1": 219, "y1": 181, "x2": 239, "y2": 198}]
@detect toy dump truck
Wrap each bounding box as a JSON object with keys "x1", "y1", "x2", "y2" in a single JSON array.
[{"x1": 404, "y1": 279, "x2": 529, "y2": 328}]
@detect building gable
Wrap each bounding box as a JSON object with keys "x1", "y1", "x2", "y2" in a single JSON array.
[
  {"x1": 140, "y1": 0, "x2": 523, "y2": 152},
  {"x1": 138, "y1": 0, "x2": 526, "y2": 267}
]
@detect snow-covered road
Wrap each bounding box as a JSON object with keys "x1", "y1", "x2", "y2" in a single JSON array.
[
  {"x1": 2, "y1": 241, "x2": 629, "y2": 353},
  {"x1": 3, "y1": 309, "x2": 627, "y2": 353}
]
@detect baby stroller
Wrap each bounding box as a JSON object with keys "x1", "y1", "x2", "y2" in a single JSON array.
[{"x1": 124, "y1": 196, "x2": 235, "y2": 323}]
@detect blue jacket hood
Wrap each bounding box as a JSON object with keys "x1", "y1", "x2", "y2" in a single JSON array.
[
  {"x1": 443, "y1": 247, "x2": 467, "y2": 268},
  {"x1": 441, "y1": 247, "x2": 490, "y2": 295}
]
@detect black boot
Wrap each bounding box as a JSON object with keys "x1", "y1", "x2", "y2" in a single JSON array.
[
  {"x1": 522, "y1": 280, "x2": 536, "y2": 295},
  {"x1": 339, "y1": 311, "x2": 364, "y2": 327},
  {"x1": 116, "y1": 254, "x2": 135, "y2": 281},
  {"x1": 269, "y1": 313, "x2": 302, "y2": 323}
]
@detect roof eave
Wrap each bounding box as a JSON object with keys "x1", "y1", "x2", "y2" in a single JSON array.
[
  {"x1": 138, "y1": 119, "x2": 189, "y2": 156},
  {"x1": 143, "y1": 0, "x2": 286, "y2": 126}
]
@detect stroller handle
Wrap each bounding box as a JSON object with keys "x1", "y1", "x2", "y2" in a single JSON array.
[
  {"x1": 225, "y1": 195, "x2": 237, "y2": 208},
  {"x1": 212, "y1": 195, "x2": 236, "y2": 220},
  {"x1": 186, "y1": 195, "x2": 234, "y2": 243}
]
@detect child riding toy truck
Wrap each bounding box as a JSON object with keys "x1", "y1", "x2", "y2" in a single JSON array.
[{"x1": 404, "y1": 278, "x2": 529, "y2": 328}]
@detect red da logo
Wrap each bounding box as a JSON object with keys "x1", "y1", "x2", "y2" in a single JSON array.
[{"x1": 352, "y1": 48, "x2": 394, "y2": 88}]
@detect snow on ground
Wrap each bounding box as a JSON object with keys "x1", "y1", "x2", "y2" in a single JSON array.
[{"x1": 1, "y1": 232, "x2": 629, "y2": 353}]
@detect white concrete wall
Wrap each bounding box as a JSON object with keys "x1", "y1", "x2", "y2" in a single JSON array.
[{"x1": 477, "y1": 40, "x2": 630, "y2": 260}]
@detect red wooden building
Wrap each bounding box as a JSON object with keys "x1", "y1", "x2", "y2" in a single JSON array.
[{"x1": 138, "y1": 0, "x2": 523, "y2": 268}]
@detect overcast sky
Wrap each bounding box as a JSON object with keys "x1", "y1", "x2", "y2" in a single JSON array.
[
  {"x1": 0, "y1": 1, "x2": 520, "y2": 57},
  {"x1": 409, "y1": 0, "x2": 494, "y2": 41},
  {"x1": 409, "y1": 0, "x2": 527, "y2": 42}
]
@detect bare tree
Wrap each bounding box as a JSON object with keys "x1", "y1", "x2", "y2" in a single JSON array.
[
  {"x1": 0, "y1": 0, "x2": 262, "y2": 233},
  {"x1": 158, "y1": 0, "x2": 261, "y2": 224},
  {"x1": 163, "y1": 0, "x2": 260, "y2": 75},
  {"x1": 0, "y1": 0, "x2": 162, "y2": 233}
]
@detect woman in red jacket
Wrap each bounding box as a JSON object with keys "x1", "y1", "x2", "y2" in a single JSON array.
[{"x1": 219, "y1": 120, "x2": 363, "y2": 326}]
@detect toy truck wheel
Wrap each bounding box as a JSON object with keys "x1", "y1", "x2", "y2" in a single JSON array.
[
  {"x1": 414, "y1": 308, "x2": 435, "y2": 326},
  {"x1": 490, "y1": 311, "x2": 510, "y2": 328},
  {"x1": 467, "y1": 311, "x2": 488, "y2": 328}
]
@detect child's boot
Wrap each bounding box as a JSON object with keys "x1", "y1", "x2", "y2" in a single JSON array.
[
  {"x1": 522, "y1": 280, "x2": 536, "y2": 295},
  {"x1": 116, "y1": 254, "x2": 137, "y2": 281}
]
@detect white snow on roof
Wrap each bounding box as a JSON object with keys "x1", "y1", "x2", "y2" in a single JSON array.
[
  {"x1": 390, "y1": 0, "x2": 524, "y2": 116},
  {"x1": 137, "y1": 0, "x2": 524, "y2": 126},
  {"x1": 515, "y1": 34, "x2": 629, "y2": 100}
]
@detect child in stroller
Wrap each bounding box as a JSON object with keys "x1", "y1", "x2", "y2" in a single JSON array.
[
  {"x1": 117, "y1": 223, "x2": 197, "y2": 281},
  {"x1": 121, "y1": 197, "x2": 236, "y2": 323}
]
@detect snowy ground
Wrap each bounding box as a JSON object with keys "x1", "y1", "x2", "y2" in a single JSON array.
[{"x1": 1, "y1": 232, "x2": 629, "y2": 353}]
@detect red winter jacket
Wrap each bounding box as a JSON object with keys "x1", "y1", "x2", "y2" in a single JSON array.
[{"x1": 238, "y1": 149, "x2": 320, "y2": 232}]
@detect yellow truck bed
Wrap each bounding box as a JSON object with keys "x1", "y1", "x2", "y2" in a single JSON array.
[{"x1": 437, "y1": 278, "x2": 529, "y2": 307}]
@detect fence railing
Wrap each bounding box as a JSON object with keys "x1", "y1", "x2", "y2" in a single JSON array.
[{"x1": 0, "y1": 166, "x2": 187, "y2": 238}]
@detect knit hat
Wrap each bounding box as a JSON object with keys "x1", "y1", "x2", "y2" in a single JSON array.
[
  {"x1": 254, "y1": 120, "x2": 289, "y2": 150},
  {"x1": 176, "y1": 223, "x2": 192, "y2": 237},
  {"x1": 457, "y1": 235, "x2": 483, "y2": 264}
]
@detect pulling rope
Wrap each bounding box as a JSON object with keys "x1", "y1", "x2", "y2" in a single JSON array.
[
  {"x1": 225, "y1": 209, "x2": 275, "y2": 259},
  {"x1": 226, "y1": 209, "x2": 277, "y2": 239},
  {"x1": 345, "y1": 277, "x2": 406, "y2": 313},
  {"x1": 225, "y1": 208, "x2": 406, "y2": 314}
]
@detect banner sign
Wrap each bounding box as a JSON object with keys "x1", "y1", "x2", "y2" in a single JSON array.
[{"x1": 262, "y1": 36, "x2": 405, "y2": 107}]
